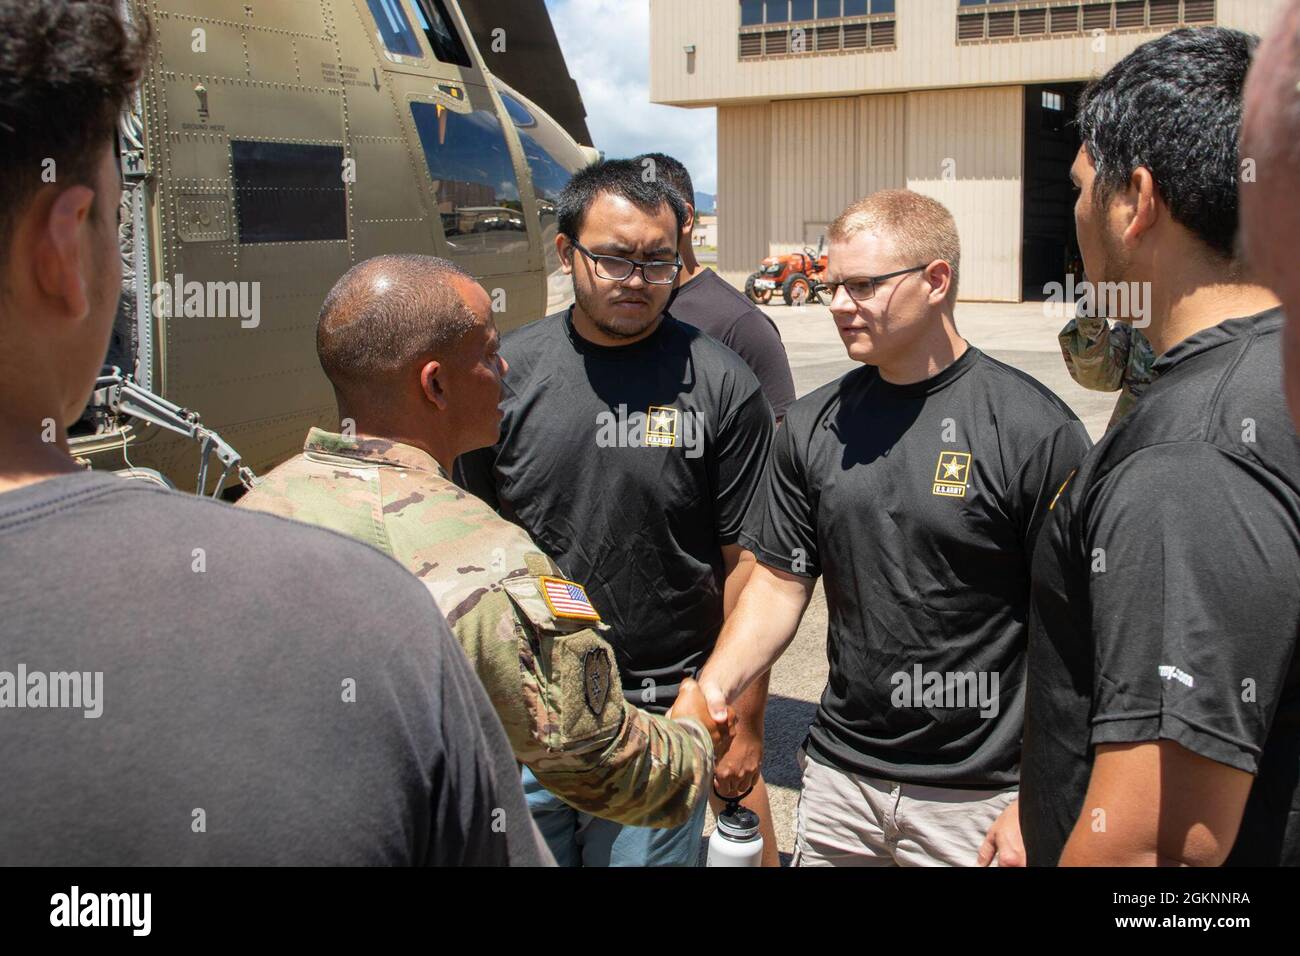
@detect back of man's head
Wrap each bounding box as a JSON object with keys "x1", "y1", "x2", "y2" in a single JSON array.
[
  {"x1": 828, "y1": 189, "x2": 961, "y2": 303},
  {"x1": 316, "y1": 254, "x2": 479, "y2": 406},
  {"x1": 0, "y1": 0, "x2": 149, "y2": 275},
  {"x1": 637, "y1": 152, "x2": 695, "y2": 209},
  {"x1": 556, "y1": 158, "x2": 689, "y2": 241},
  {"x1": 1078, "y1": 26, "x2": 1258, "y2": 263}
]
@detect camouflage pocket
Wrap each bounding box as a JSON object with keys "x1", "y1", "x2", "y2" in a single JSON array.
[
  {"x1": 503, "y1": 575, "x2": 623, "y2": 755},
  {"x1": 538, "y1": 629, "x2": 624, "y2": 750}
]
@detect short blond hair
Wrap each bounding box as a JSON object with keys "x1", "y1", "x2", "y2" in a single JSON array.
[{"x1": 827, "y1": 189, "x2": 961, "y2": 301}]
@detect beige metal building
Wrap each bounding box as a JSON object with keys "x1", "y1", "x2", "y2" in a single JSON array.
[
  {"x1": 693, "y1": 214, "x2": 720, "y2": 246},
  {"x1": 650, "y1": 0, "x2": 1286, "y2": 301}
]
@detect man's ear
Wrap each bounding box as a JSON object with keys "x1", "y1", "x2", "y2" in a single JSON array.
[
  {"x1": 556, "y1": 233, "x2": 574, "y2": 275},
  {"x1": 925, "y1": 260, "x2": 952, "y2": 305},
  {"x1": 419, "y1": 359, "x2": 448, "y2": 410},
  {"x1": 30, "y1": 184, "x2": 97, "y2": 324},
  {"x1": 682, "y1": 202, "x2": 696, "y2": 237},
  {"x1": 1121, "y1": 166, "x2": 1160, "y2": 249}
]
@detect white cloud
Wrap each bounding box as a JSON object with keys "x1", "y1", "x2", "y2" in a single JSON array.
[{"x1": 545, "y1": 0, "x2": 717, "y2": 194}]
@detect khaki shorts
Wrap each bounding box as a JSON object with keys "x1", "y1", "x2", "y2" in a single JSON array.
[{"x1": 793, "y1": 748, "x2": 1017, "y2": 867}]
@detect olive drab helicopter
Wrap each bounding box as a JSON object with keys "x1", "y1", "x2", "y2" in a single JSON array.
[{"x1": 77, "y1": 0, "x2": 598, "y2": 495}]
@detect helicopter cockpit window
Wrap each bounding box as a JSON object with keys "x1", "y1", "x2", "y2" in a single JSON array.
[
  {"x1": 409, "y1": 102, "x2": 528, "y2": 255},
  {"x1": 498, "y1": 89, "x2": 581, "y2": 222},
  {"x1": 231, "y1": 141, "x2": 347, "y2": 244},
  {"x1": 500, "y1": 90, "x2": 535, "y2": 129},
  {"x1": 494, "y1": 84, "x2": 588, "y2": 311},
  {"x1": 365, "y1": 0, "x2": 423, "y2": 59},
  {"x1": 411, "y1": 0, "x2": 473, "y2": 67}
]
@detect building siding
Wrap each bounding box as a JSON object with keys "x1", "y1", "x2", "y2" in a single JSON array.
[
  {"x1": 904, "y1": 87, "x2": 1023, "y2": 301},
  {"x1": 721, "y1": 86, "x2": 1022, "y2": 301},
  {"x1": 686, "y1": 0, "x2": 1284, "y2": 299},
  {"x1": 769, "y1": 97, "x2": 858, "y2": 254},
  {"x1": 651, "y1": 0, "x2": 1288, "y2": 107},
  {"x1": 718, "y1": 103, "x2": 771, "y2": 280}
]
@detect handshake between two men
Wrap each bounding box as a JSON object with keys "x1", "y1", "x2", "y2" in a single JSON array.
[{"x1": 668, "y1": 677, "x2": 738, "y2": 763}]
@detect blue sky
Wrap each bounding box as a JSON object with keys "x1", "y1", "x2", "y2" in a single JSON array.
[{"x1": 544, "y1": 0, "x2": 718, "y2": 194}]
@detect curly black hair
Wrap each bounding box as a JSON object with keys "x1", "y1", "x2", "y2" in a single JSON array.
[{"x1": 0, "y1": 0, "x2": 151, "y2": 256}]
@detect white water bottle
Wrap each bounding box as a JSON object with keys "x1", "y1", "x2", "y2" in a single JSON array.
[{"x1": 707, "y1": 792, "x2": 763, "y2": 867}]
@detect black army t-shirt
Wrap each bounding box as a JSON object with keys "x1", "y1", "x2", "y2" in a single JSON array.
[
  {"x1": 668, "y1": 269, "x2": 798, "y2": 420},
  {"x1": 1022, "y1": 309, "x2": 1300, "y2": 866},
  {"x1": 0, "y1": 471, "x2": 547, "y2": 866},
  {"x1": 456, "y1": 307, "x2": 772, "y2": 712},
  {"x1": 742, "y1": 345, "x2": 1090, "y2": 787}
]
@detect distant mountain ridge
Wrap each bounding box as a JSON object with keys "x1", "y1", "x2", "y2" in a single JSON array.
[{"x1": 694, "y1": 191, "x2": 716, "y2": 214}]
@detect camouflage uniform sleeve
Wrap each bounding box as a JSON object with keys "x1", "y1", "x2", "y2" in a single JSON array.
[
  {"x1": 1059, "y1": 316, "x2": 1131, "y2": 393},
  {"x1": 1101, "y1": 326, "x2": 1159, "y2": 429},
  {"x1": 445, "y1": 558, "x2": 712, "y2": 829}
]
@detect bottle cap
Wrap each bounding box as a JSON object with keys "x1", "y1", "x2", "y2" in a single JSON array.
[{"x1": 717, "y1": 803, "x2": 760, "y2": 840}]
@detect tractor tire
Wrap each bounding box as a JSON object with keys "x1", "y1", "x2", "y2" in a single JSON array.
[
  {"x1": 783, "y1": 273, "x2": 811, "y2": 307},
  {"x1": 745, "y1": 273, "x2": 772, "y2": 304}
]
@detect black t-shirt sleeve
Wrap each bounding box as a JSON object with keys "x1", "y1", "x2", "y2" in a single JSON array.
[
  {"x1": 427, "y1": 623, "x2": 550, "y2": 866},
  {"x1": 725, "y1": 314, "x2": 797, "y2": 422},
  {"x1": 739, "y1": 411, "x2": 819, "y2": 577},
  {"x1": 453, "y1": 445, "x2": 501, "y2": 512},
  {"x1": 711, "y1": 384, "x2": 774, "y2": 544},
  {"x1": 1004, "y1": 419, "x2": 1092, "y2": 557},
  {"x1": 1082, "y1": 442, "x2": 1300, "y2": 774}
]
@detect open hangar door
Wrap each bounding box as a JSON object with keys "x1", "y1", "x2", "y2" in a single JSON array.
[{"x1": 1022, "y1": 82, "x2": 1087, "y2": 301}]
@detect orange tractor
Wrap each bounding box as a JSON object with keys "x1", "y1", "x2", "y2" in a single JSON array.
[{"x1": 744, "y1": 237, "x2": 829, "y2": 306}]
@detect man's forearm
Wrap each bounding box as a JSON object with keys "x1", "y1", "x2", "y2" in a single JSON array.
[
  {"x1": 700, "y1": 563, "x2": 811, "y2": 704},
  {"x1": 531, "y1": 704, "x2": 713, "y2": 830},
  {"x1": 731, "y1": 668, "x2": 770, "y2": 735}
]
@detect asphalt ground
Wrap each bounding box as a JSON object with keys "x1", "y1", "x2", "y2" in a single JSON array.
[{"x1": 701, "y1": 299, "x2": 1116, "y2": 865}]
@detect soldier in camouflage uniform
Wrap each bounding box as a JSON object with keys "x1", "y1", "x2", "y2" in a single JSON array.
[
  {"x1": 238, "y1": 255, "x2": 720, "y2": 831},
  {"x1": 1058, "y1": 316, "x2": 1157, "y2": 429}
]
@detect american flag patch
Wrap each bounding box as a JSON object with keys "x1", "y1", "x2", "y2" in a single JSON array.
[{"x1": 539, "y1": 576, "x2": 601, "y2": 622}]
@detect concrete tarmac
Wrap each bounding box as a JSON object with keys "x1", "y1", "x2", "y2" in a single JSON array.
[{"x1": 705, "y1": 299, "x2": 1116, "y2": 865}]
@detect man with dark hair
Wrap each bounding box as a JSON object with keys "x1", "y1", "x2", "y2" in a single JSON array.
[
  {"x1": 638, "y1": 152, "x2": 797, "y2": 423},
  {"x1": 1241, "y1": 0, "x2": 1300, "y2": 428},
  {"x1": 1021, "y1": 27, "x2": 1298, "y2": 866},
  {"x1": 457, "y1": 159, "x2": 775, "y2": 866},
  {"x1": 240, "y1": 254, "x2": 728, "y2": 828},
  {"x1": 0, "y1": 0, "x2": 545, "y2": 866}
]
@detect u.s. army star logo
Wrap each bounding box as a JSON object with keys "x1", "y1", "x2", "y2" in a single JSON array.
[
  {"x1": 645, "y1": 405, "x2": 679, "y2": 448},
  {"x1": 933, "y1": 451, "x2": 972, "y2": 498},
  {"x1": 583, "y1": 647, "x2": 611, "y2": 716}
]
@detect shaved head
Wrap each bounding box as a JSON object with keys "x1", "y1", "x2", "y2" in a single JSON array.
[
  {"x1": 316, "y1": 254, "x2": 479, "y2": 403},
  {"x1": 1241, "y1": 0, "x2": 1300, "y2": 426}
]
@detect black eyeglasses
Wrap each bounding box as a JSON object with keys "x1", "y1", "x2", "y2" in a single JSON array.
[
  {"x1": 815, "y1": 264, "x2": 929, "y2": 303},
  {"x1": 567, "y1": 238, "x2": 682, "y2": 285}
]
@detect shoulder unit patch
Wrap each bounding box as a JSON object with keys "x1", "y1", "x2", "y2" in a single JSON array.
[{"x1": 582, "y1": 646, "x2": 612, "y2": 716}]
